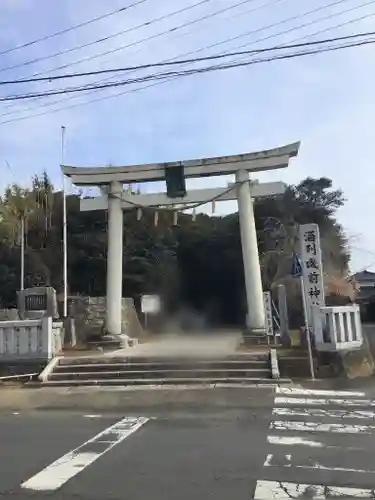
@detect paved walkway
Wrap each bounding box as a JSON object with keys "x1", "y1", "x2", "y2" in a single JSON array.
[{"x1": 108, "y1": 332, "x2": 244, "y2": 358}]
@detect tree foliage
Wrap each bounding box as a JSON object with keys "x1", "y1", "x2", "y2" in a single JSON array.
[{"x1": 0, "y1": 174, "x2": 350, "y2": 326}]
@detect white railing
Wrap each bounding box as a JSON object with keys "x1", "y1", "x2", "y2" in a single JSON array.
[
  {"x1": 0, "y1": 317, "x2": 62, "y2": 361},
  {"x1": 312, "y1": 305, "x2": 363, "y2": 351}
]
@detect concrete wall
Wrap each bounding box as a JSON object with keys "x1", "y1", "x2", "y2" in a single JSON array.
[
  {"x1": 67, "y1": 296, "x2": 144, "y2": 342},
  {"x1": 315, "y1": 326, "x2": 375, "y2": 379},
  {"x1": 0, "y1": 309, "x2": 20, "y2": 321}
]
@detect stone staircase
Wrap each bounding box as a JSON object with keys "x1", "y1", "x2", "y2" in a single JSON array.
[{"x1": 40, "y1": 351, "x2": 283, "y2": 386}]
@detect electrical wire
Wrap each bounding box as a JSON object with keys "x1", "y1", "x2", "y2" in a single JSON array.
[
  {"x1": 172, "y1": 0, "x2": 356, "y2": 63},
  {"x1": 219, "y1": 0, "x2": 375, "y2": 66},
  {"x1": 0, "y1": 0, "x2": 215, "y2": 75},
  {"x1": 3, "y1": 0, "x2": 260, "y2": 80},
  {"x1": 0, "y1": 29, "x2": 373, "y2": 86},
  {"x1": 0, "y1": 0, "x2": 351, "y2": 102},
  {"x1": 1, "y1": 1, "x2": 373, "y2": 123},
  {"x1": 0, "y1": 0, "x2": 281, "y2": 115},
  {"x1": 0, "y1": 32, "x2": 373, "y2": 102},
  {"x1": 0, "y1": 0, "x2": 149, "y2": 58},
  {"x1": 11, "y1": 0, "x2": 352, "y2": 80}
]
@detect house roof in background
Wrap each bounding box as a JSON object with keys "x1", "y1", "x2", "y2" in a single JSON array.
[{"x1": 353, "y1": 270, "x2": 375, "y2": 281}]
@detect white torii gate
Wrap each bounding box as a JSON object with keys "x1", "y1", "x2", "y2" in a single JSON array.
[{"x1": 62, "y1": 142, "x2": 300, "y2": 339}]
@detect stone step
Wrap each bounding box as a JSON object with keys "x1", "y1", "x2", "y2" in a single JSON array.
[
  {"x1": 42, "y1": 376, "x2": 281, "y2": 387},
  {"x1": 242, "y1": 336, "x2": 270, "y2": 345},
  {"x1": 54, "y1": 360, "x2": 270, "y2": 372},
  {"x1": 57, "y1": 354, "x2": 270, "y2": 366},
  {"x1": 49, "y1": 368, "x2": 271, "y2": 381}
]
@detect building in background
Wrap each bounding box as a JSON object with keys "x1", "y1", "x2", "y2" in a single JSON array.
[{"x1": 352, "y1": 270, "x2": 375, "y2": 321}]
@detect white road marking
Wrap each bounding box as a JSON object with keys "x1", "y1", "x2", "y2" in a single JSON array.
[
  {"x1": 254, "y1": 480, "x2": 373, "y2": 498},
  {"x1": 275, "y1": 397, "x2": 375, "y2": 407},
  {"x1": 267, "y1": 435, "x2": 324, "y2": 447},
  {"x1": 273, "y1": 407, "x2": 375, "y2": 419},
  {"x1": 264, "y1": 453, "x2": 374, "y2": 473},
  {"x1": 270, "y1": 420, "x2": 375, "y2": 434},
  {"x1": 83, "y1": 414, "x2": 102, "y2": 419},
  {"x1": 276, "y1": 387, "x2": 365, "y2": 397},
  {"x1": 267, "y1": 434, "x2": 363, "y2": 450},
  {"x1": 21, "y1": 416, "x2": 149, "y2": 491}
]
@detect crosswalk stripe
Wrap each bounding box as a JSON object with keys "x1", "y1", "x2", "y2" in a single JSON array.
[
  {"x1": 264, "y1": 453, "x2": 374, "y2": 474},
  {"x1": 21, "y1": 416, "x2": 149, "y2": 491},
  {"x1": 257, "y1": 387, "x2": 375, "y2": 495},
  {"x1": 269, "y1": 420, "x2": 375, "y2": 434},
  {"x1": 276, "y1": 387, "x2": 365, "y2": 397},
  {"x1": 266, "y1": 434, "x2": 363, "y2": 450},
  {"x1": 275, "y1": 397, "x2": 375, "y2": 407},
  {"x1": 273, "y1": 407, "x2": 375, "y2": 419},
  {"x1": 267, "y1": 435, "x2": 324, "y2": 447},
  {"x1": 254, "y1": 480, "x2": 373, "y2": 498}
]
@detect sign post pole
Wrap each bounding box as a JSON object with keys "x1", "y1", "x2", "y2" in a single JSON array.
[
  {"x1": 292, "y1": 252, "x2": 315, "y2": 380},
  {"x1": 300, "y1": 274, "x2": 315, "y2": 381},
  {"x1": 298, "y1": 224, "x2": 325, "y2": 381}
]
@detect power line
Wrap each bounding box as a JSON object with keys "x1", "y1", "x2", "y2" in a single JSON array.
[
  {"x1": 30, "y1": 0, "x2": 363, "y2": 95},
  {"x1": 222, "y1": 0, "x2": 375, "y2": 70},
  {"x1": 0, "y1": 0, "x2": 371, "y2": 123},
  {"x1": 0, "y1": 29, "x2": 373, "y2": 87},
  {"x1": 0, "y1": 0, "x2": 215, "y2": 75},
  {"x1": 15, "y1": 0, "x2": 351, "y2": 80},
  {"x1": 0, "y1": 33, "x2": 373, "y2": 102},
  {"x1": 0, "y1": 0, "x2": 263, "y2": 83},
  {"x1": 0, "y1": 0, "x2": 280, "y2": 114},
  {"x1": 0, "y1": 0, "x2": 148, "y2": 58},
  {"x1": 172, "y1": 0, "x2": 354, "y2": 62}
]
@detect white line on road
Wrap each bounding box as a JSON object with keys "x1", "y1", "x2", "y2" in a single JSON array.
[
  {"x1": 267, "y1": 435, "x2": 324, "y2": 447},
  {"x1": 264, "y1": 453, "x2": 374, "y2": 473},
  {"x1": 267, "y1": 434, "x2": 363, "y2": 450},
  {"x1": 21, "y1": 416, "x2": 149, "y2": 491},
  {"x1": 273, "y1": 407, "x2": 375, "y2": 419},
  {"x1": 275, "y1": 397, "x2": 375, "y2": 407},
  {"x1": 276, "y1": 387, "x2": 365, "y2": 397},
  {"x1": 269, "y1": 420, "x2": 375, "y2": 434},
  {"x1": 254, "y1": 480, "x2": 373, "y2": 498}
]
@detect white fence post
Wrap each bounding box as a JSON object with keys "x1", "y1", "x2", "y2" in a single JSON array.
[
  {"x1": 312, "y1": 305, "x2": 363, "y2": 352},
  {"x1": 0, "y1": 317, "x2": 61, "y2": 362}
]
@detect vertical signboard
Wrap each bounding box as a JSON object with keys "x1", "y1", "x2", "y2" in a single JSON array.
[
  {"x1": 263, "y1": 291, "x2": 274, "y2": 336},
  {"x1": 299, "y1": 223, "x2": 325, "y2": 325}
]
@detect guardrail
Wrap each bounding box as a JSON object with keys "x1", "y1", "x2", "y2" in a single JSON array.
[
  {"x1": 312, "y1": 304, "x2": 363, "y2": 352},
  {"x1": 0, "y1": 373, "x2": 38, "y2": 381}
]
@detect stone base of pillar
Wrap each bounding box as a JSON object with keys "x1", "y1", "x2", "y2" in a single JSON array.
[{"x1": 242, "y1": 328, "x2": 268, "y2": 345}]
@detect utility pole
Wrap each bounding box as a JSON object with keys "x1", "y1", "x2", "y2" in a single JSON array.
[
  {"x1": 61, "y1": 126, "x2": 68, "y2": 317},
  {"x1": 20, "y1": 214, "x2": 25, "y2": 290}
]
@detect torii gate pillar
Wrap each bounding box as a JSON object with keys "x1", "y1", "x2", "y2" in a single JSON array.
[
  {"x1": 236, "y1": 169, "x2": 265, "y2": 334},
  {"x1": 106, "y1": 181, "x2": 123, "y2": 335}
]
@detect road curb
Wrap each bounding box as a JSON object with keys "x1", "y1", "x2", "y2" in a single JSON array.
[{"x1": 0, "y1": 384, "x2": 292, "y2": 412}]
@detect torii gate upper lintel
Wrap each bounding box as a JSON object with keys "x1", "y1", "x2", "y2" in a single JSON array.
[{"x1": 62, "y1": 141, "x2": 300, "y2": 339}]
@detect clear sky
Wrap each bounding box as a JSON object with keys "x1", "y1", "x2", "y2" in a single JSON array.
[{"x1": 0, "y1": 0, "x2": 374, "y2": 272}]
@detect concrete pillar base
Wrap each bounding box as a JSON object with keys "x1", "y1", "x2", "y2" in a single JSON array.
[{"x1": 242, "y1": 328, "x2": 268, "y2": 345}]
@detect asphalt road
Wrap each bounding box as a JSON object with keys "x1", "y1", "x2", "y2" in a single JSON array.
[{"x1": 2, "y1": 385, "x2": 375, "y2": 499}]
